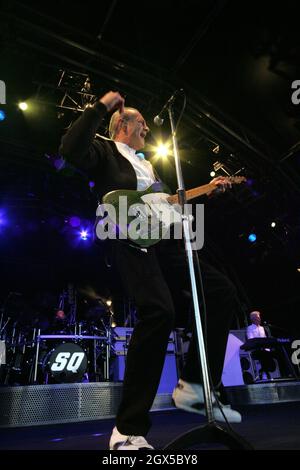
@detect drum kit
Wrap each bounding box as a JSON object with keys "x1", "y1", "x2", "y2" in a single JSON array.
[{"x1": 0, "y1": 287, "x2": 119, "y2": 385}]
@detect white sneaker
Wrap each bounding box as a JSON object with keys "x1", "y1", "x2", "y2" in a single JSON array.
[
  {"x1": 109, "y1": 426, "x2": 154, "y2": 450},
  {"x1": 172, "y1": 379, "x2": 242, "y2": 423}
]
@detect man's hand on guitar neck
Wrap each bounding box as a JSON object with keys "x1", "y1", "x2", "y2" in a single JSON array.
[{"x1": 207, "y1": 176, "x2": 233, "y2": 196}]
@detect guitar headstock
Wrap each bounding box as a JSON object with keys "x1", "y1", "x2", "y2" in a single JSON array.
[
  {"x1": 228, "y1": 176, "x2": 247, "y2": 184},
  {"x1": 226, "y1": 176, "x2": 247, "y2": 185},
  {"x1": 207, "y1": 175, "x2": 247, "y2": 196}
]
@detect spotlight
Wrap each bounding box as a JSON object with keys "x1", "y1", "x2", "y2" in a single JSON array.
[
  {"x1": 155, "y1": 144, "x2": 169, "y2": 158},
  {"x1": 44, "y1": 154, "x2": 65, "y2": 171},
  {"x1": 248, "y1": 233, "x2": 257, "y2": 243},
  {"x1": 89, "y1": 181, "x2": 95, "y2": 188},
  {"x1": 0, "y1": 109, "x2": 6, "y2": 121},
  {"x1": 53, "y1": 156, "x2": 65, "y2": 170},
  {"x1": 210, "y1": 171, "x2": 216, "y2": 177},
  {"x1": 106, "y1": 299, "x2": 112, "y2": 307},
  {"x1": 271, "y1": 222, "x2": 276, "y2": 228},
  {"x1": 80, "y1": 230, "x2": 88, "y2": 240},
  {"x1": 0, "y1": 209, "x2": 7, "y2": 227},
  {"x1": 18, "y1": 102, "x2": 28, "y2": 111}
]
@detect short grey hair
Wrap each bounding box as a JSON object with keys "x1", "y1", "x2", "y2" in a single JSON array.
[
  {"x1": 250, "y1": 311, "x2": 261, "y2": 320},
  {"x1": 108, "y1": 107, "x2": 138, "y2": 139}
]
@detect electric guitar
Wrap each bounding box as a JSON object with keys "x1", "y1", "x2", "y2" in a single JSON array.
[{"x1": 96, "y1": 176, "x2": 246, "y2": 248}]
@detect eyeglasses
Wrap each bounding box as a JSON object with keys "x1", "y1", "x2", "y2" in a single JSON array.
[
  {"x1": 135, "y1": 119, "x2": 149, "y2": 129},
  {"x1": 120, "y1": 116, "x2": 149, "y2": 130}
]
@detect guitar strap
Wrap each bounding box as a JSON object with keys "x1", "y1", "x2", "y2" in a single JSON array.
[{"x1": 152, "y1": 166, "x2": 162, "y2": 183}]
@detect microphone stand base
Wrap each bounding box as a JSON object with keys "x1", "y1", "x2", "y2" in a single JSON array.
[{"x1": 163, "y1": 422, "x2": 253, "y2": 450}]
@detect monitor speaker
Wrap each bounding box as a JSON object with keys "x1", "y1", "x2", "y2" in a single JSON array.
[{"x1": 239, "y1": 350, "x2": 281, "y2": 383}]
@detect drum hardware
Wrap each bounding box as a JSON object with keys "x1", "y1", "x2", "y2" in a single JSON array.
[
  {"x1": 50, "y1": 284, "x2": 78, "y2": 336},
  {"x1": 1, "y1": 325, "x2": 116, "y2": 385},
  {"x1": 31, "y1": 332, "x2": 109, "y2": 384},
  {"x1": 1, "y1": 324, "x2": 37, "y2": 385},
  {"x1": 0, "y1": 340, "x2": 5, "y2": 365},
  {"x1": 0, "y1": 315, "x2": 11, "y2": 336},
  {"x1": 10, "y1": 322, "x2": 17, "y2": 354},
  {"x1": 0, "y1": 286, "x2": 118, "y2": 385},
  {"x1": 104, "y1": 322, "x2": 112, "y2": 381},
  {"x1": 0, "y1": 310, "x2": 3, "y2": 333},
  {"x1": 96, "y1": 299, "x2": 116, "y2": 381},
  {"x1": 42, "y1": 342, "x2": 88, "y2": 384}
]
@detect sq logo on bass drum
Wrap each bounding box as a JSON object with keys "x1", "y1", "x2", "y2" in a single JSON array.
[{"x1": 44, "y1": 343, "x2": 88, "y2": 383}]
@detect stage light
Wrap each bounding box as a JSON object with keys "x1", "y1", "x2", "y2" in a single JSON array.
[
  {"x1": 0, "y1": 209, "x2": 8, "y2": 227},
  {"x1": 271, "y1": 222, "x2": 276, "y2": 228},
  {"x1": 210, "y1": 171, "x2": 216, "y2": 177},
  {"x1": 248, "y1": 233, "x2": 257, "y2": 243},
  {"x1": 106, "y1": 299, "x2": 112, "y2": 307},
  {"x1": 44, "y1": 153, "x2": 65, "y2": 171},
  {"x1": 18, "y1": 102, "x2": 28, "y2": 111},
  {"x1": 53, "y1": 156, "x2": 65, "y2": 170},
  {"x1": 89, "y1": 181, "x2": 95, "y2": 188},
  {"x1": 155, "y1": 144, "x2": 169, "y2": 158},
  {"x1": 0, "y1": 109, "x2": 6, "y2": 121},
  {"x1": 80, "y1": 230, "x2": 89, "y2": 240}
]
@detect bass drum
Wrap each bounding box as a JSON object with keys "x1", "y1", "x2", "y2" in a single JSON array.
[{"x1": 43, "y1": 342, "x2": 88, "y2": 383}]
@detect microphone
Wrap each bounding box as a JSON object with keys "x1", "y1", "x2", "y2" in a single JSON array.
[{"x1": 153, "y1": 89, "x2": 183, "y2": 126}]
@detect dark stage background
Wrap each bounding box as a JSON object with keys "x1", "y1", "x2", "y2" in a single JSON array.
[{"x1": 1, "y1": 0, "x2": 300, "y2": 336}]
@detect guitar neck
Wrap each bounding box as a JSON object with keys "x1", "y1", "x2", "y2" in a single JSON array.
[{"x1": 167, "y1": 183, "x2": 214, "y2": 204}]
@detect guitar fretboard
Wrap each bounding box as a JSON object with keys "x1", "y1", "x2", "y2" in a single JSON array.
[
  {"x1": 166, "y1": 177, "x2": 245, "y2": 205},
  {"x1": 167, "y1": 184, "x2": 212, "y2": 204}
]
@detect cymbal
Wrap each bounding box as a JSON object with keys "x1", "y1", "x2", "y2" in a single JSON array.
[{"x1": 77, "y1": 285, "x2": 111, "y2": 307}]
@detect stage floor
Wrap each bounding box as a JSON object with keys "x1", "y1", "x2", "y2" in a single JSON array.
[{"x1": 1, "y1": 402, "x2": 300, "y2": 450}]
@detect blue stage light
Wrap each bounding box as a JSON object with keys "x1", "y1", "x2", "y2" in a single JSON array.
[
  {"x1": 0, "y1": 110, "x2": 6, "y2": 121},
  {"x1": 248, "y1": 233, "x2": 257, "y2": 243},
  {"x1": 80, "y1": 230, "x2": 88, "y2": 240}
]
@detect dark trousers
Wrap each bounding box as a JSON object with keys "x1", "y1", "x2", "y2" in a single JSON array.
[{"x1": 110, "y1": 240, "x2": 239, "y2": 436}]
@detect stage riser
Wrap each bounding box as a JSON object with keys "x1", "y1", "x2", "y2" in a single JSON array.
[
  {"x1": 226, "y1": 381, "x2": 300, "y2": 406},
  {"x1": 0, "y1": 383, "x2": 173, "y2": 428}
]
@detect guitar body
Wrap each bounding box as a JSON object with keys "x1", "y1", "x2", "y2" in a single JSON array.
[
  {"x1": 97, "y1": 176, "x2": 246, "y2": 248},
  {"x1": 102, "y1": 181, "x2": 171, "y2": 208},
  {"x1": 101, "y1": 182, "x2": 182, "y2": 248}
]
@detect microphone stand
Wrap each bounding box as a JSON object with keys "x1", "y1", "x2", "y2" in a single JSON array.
[{"x1": 163, "y1": 102, "x2": 251, "y2": 450}]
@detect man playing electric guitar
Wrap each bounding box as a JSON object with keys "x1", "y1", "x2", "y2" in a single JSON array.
[{"x1": 60, "y1": 90, "x2": 242, "y2": 450}]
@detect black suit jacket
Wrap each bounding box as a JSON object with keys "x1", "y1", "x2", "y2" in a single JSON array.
[{"x1": 59, "y1": 102, "x2": 139, "y2": 201}]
